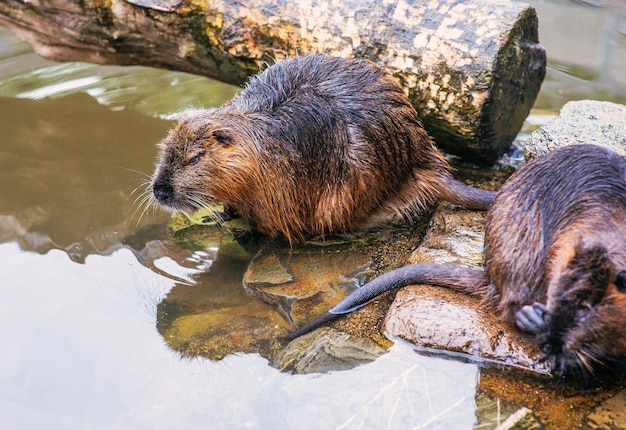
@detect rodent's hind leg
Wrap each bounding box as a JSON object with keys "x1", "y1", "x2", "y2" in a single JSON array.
[{"x1": 516, "y1": 302, "x2": 547, "y2": 334}]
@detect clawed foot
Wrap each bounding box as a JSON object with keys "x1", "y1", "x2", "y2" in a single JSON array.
[
  {"x1": 202, "y1": 211, "x2": 232, "y2": 225},
  {"x1": 202, "y1": 206, "x2": 238, "y2": 225},
  {"x1": 516, "y1": 302, "x2": 547, "y2": 334}
]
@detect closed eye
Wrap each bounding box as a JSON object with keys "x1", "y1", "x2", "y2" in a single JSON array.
[{"x1": 188, "y1": 154, "x2": 202, "y2": 166}]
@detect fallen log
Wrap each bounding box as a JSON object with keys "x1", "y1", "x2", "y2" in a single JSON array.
[{"x1": 0, "y1": 0, "x2": 545, "y2": 162}]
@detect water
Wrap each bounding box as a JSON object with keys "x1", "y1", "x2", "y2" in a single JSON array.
[
  {"x1": 1, "y1": 0, "x2": 625, "y2": 428},
  {"x1": 1, "y1": 242, "x2": 479, "y2": 429}
]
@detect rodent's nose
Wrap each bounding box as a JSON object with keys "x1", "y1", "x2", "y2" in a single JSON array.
[{"x1": 152, "y1": 180, "x2": 174, "y2": 205}]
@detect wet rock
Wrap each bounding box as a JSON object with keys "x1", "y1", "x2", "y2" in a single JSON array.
[
  {"x1": 385, "y1": 204, "x2": 550, "y2": 374},
  {"x1": 385, "y1": 285, "x2": 548, "y2": 373},
  {"x1": 524, "y1": 100, "x2": 626, "y2": 160},
  {"x1": 243, "y1": 247, "x2": 374, "y2": 327},
  {"x1": 153, "y1": 216, "x2": 300, "y2": 361},
  {"x1": 275, "y1": 327, "x2": 387, "y2": 374},
  {"x1": 409, "y1": 204, "x2": 486, "y2": 268},
  {"x1": 586, "y1": 389, "x2": 626, "y2": 430},
  {"x1": 156, "y1": 245, "x2": 294, "y2": 361},
  {"x1": 161, "y1": 299, "x2": 292, "y2": 360}
]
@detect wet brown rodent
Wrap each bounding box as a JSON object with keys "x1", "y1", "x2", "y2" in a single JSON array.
[
  {"x1": 289, "y1": 144, "x2": 626, "y2": 378},
  {"x1": 150, "y1": 54, "x2": 494, "y2": 244}
]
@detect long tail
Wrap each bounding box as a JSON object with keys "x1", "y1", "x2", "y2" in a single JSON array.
[
  {"x1": 285, "y1": 263, "x2": 486, "y2": 341},
  {"x1": 440, "y1": 177, "x2": 496, "y2": 210}
]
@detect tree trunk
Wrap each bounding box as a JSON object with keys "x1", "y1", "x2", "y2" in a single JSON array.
[{"x1": 0, "y1": 0, "x2": 545, "y2": 162}]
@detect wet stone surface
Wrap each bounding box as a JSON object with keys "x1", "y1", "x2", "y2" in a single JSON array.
[
  {"x1": 586, "y1": 389, "x2": 626, "y2": 429},
  {"x1": 385, "y1": 204, "x2": 550, "y2": 374},
  {"x1": 408, "y1": 203, "x2": 486, "y2": 268}
]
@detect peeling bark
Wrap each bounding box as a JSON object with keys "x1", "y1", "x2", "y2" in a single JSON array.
[{"x1": 0, "y1": 0, "x2": 545, "y2": 162}]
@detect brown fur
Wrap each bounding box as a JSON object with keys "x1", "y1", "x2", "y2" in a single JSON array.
[
  {"x1": 150, "y1": 55, "x2": 494, "y2": 244},
  {"x1": 483, "y1": 144, "x2": 626, "y2": 375}
]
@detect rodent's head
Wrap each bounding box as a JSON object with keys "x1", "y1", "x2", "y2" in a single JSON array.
[
  {"x1": 150, "y1": 111, "x2": 255, "y2": 214},
  {"x1": 538, "y1": 241, "x2": 626, "y2": 378}
]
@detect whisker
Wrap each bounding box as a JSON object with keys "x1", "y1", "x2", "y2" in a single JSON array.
[
  {"x1": 120, "y1": 166, "x2": 153, "y2": 179},
  {"x1": 575, "y1": 351, "x2": 593, "y2": 375},
  {"x1": 578, "y1": 348, "x2": 604, "y2": 374},
  {"x1": 186, "y1": 191, "x2": 212, "y2": 210},
  {"x1": 130, "y1": 180, "x2": 151, "y2": 203},
  {"x1": 127, "y1": 179, "x2": 163, "y2": 226}
]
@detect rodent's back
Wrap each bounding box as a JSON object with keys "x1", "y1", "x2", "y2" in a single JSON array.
[
  {"x1": 221, "y1": 55, "x2": 451, "y2": 241},
  {"x1": 233, "y1": 55, "x2": 446, "y2": 180}
]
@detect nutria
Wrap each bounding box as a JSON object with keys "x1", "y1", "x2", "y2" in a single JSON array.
[
  {"x1": 150, "y1": 54, "x2": 494, "y2": 244},
  {"x1": 288, "y1": 144, "x2": 626, "y2": 378}
]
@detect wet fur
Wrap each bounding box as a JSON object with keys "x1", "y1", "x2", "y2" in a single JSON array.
[
  {"x1": 486, "y1": 144, "x2": 626, "y2": 376},
  {"x1": 289, "y1": 145, "x2": 626, "y2": 378},
  {"x1": 150, "y1": 55, "x2": 494, "y2": 244}
]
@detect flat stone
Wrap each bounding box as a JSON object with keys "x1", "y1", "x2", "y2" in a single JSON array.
[
  {"x1": 385, "y1": 284, "x2": 548, "y2": 373},
  {"x1": 384, "y1": 204, "x2": 550, "y2": 374},
  {"x1": 524, "y1": 100, "x2": 626, "y2": 160}
]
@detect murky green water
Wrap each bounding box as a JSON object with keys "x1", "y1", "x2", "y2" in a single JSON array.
[{"x1": 1, "y1": 1, "x2": 625, "y2": 428}]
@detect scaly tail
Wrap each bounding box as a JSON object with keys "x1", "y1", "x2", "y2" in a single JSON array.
[
  {"x1": 441, "y1": 176, "x2": 496, "y2": 210},
  {"x1": 285, "y1": 263, "x2": 486, "y2": 340}
]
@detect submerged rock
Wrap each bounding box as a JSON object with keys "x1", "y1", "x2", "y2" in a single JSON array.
[
  {"x1": 156, "y1": 210, "x2": 422, "y2": 364},
  {"x1": 275, "y1": 327, "x2": 387, "y2": 374},
  {"x1": 474, "y1": 392, "x2": 542, "y2": 430},
  {"x1": 243, "y1": 247, "x2": 374, "y2": 327},
  {"x1": 524, "y1": 100, "x2": 626, "y2": 160}
]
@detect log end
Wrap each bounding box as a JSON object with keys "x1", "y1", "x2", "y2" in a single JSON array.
[
  {"x1": 479, "y1": 6, "x2": 546, "y2": 161},
  {"x1": 420, "y1": 5, "x2": 546, "y2": 163}
]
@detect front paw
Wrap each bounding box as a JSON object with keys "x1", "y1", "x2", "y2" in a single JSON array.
[
  {"x1": 516, "y1": 302, "x2": 547, "y2": 334},
  {"x1": 202, "y1": 211, "x2": 233, "y2": 225}
]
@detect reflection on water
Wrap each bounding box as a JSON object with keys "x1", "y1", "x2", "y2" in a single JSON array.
[
  {"x1": 0, "y1": 36, "x2": 240, "y2": 119},
  {"x1": 0, "y1": 241, "x2": 479, "y2": 428},
  {"x1": 0, "y1": 94, "x2": 171, "y2": 262},
  {"x1": 0, "y1": 25, "x2": 482, "y2": 430},
  {"x1": 1, "y1": 0, "x2": 626, "y2": 427}
]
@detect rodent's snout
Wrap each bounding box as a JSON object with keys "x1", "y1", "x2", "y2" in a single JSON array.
[{"x1": 151, "y1": 178, "x2": 175, "y2": 206}]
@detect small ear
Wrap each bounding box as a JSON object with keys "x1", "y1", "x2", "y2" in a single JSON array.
[
  {"x1": 615, "y1": 271, "x2": 626, "y2": 292},
  {"x1": 212, "y1": 129, "x2": 232, "y2": 146}
]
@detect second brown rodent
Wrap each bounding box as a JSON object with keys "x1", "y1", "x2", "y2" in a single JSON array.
[
  {"x1": 150, "y1": 54, "x2": 494, "y2": 244},
  {"x1": 288, "y1": 144, "x2": 626, "y2": 379}
]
